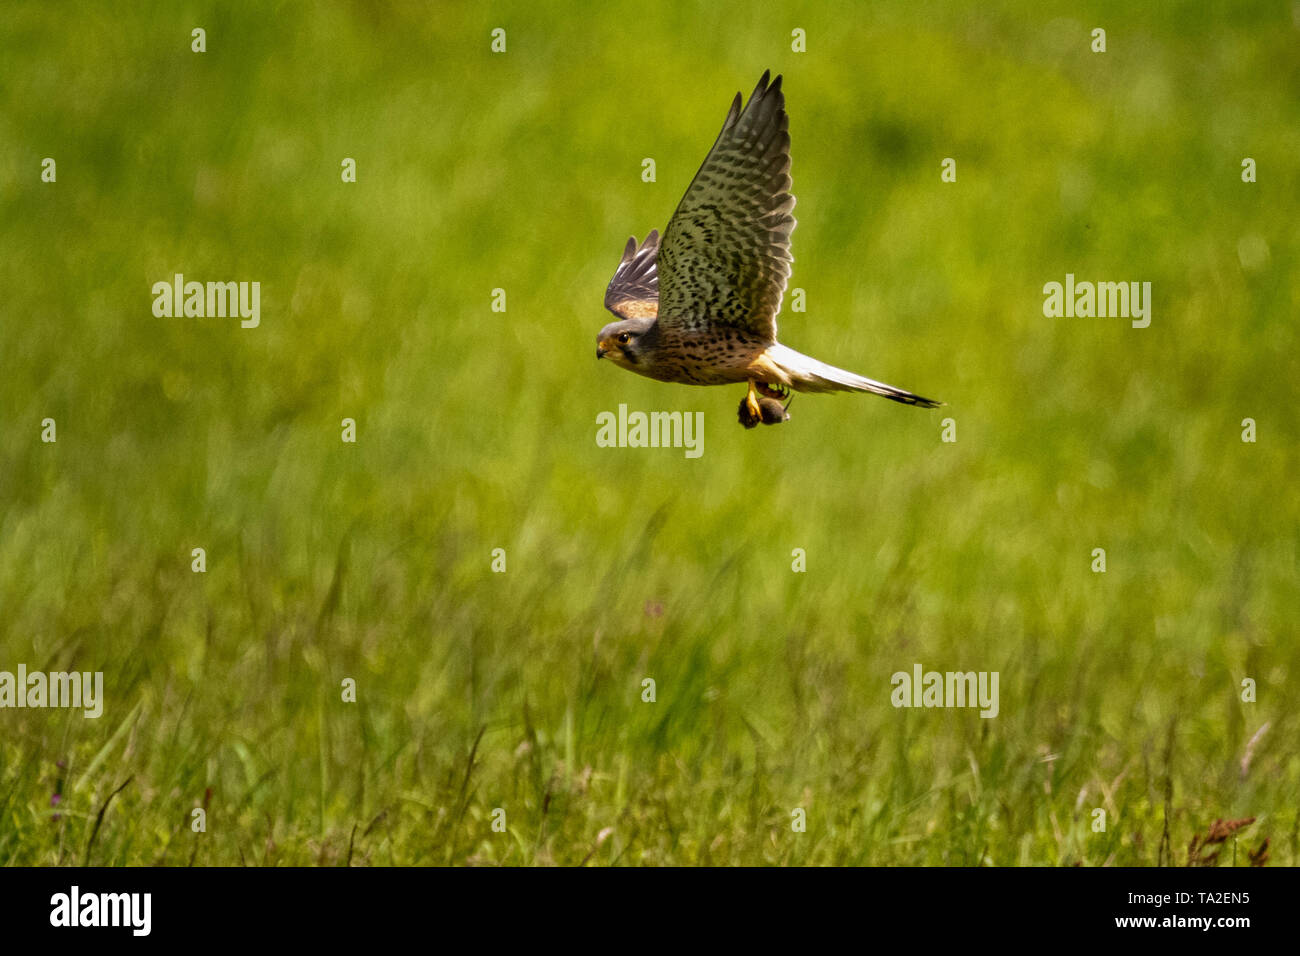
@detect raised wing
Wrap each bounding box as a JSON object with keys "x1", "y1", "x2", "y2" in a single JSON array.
[
  {"x1": 657, "y1": 70, "x2": 795, "y2": 340},
  {"x1": 604, "y1": 230, "x2": 660, "y2": 321}
]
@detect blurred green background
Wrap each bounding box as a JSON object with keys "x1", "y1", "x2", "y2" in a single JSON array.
[{"x1": 0, "y1": 0, "x2": 1296, "y2": 865}]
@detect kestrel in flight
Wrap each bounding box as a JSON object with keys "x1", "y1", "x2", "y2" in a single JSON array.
[{"x1": 596, "y1": 70, "x2": 941, "y2": 428}]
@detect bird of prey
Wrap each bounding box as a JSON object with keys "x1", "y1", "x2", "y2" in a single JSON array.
[{"x1": 596, "y1": 70, "x2": 941, "y2": 428}]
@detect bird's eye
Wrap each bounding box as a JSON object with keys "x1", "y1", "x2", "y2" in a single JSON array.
[{"x1": 617, "y1": 332, "x2": 630, "y2": 344}]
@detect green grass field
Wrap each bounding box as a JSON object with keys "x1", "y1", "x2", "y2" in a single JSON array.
[{"x1": 0, "y1": 1, "x2": 1296, "y2": 866}]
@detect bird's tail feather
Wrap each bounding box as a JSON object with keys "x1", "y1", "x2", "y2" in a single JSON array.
[{"x1": 767, "y1": 343, "x2": 942, "y2": 408}]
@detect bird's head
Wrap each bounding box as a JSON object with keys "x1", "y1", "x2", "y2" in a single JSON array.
[{"x1": 596, "y1": 317, "x2": 654, "y2": 368}]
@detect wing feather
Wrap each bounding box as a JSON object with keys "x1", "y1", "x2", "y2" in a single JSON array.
[
  {"x1": 656, "y1": 70, "x2": 795, "y2": 339},
  {"x1": 603, "y1": 230, "x2": 660, "y2": 320}
]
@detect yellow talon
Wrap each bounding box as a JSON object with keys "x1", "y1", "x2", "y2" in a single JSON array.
[{"x1": 738, "y1": 381, "x2": 764, "y2": 429}]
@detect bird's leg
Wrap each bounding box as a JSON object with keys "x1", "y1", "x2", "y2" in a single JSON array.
[
  {"x1": 755, "y1": 381, "x2": 792, "y2": 425},
  {"x1": 738, "y1": 381, "x2": 763, "y2": 429}
]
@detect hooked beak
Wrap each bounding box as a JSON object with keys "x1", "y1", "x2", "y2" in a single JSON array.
[{"x1": 596, "y1": 344, "x2": 607, "y2": 359}]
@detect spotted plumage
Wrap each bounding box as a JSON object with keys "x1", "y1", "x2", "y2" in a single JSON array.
[{"x1": 597, "y1": 70, "x2": 942, "y2": 428}]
